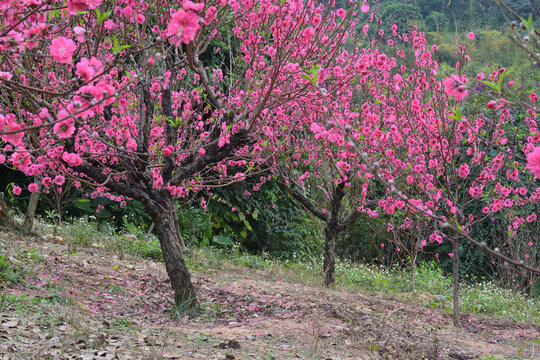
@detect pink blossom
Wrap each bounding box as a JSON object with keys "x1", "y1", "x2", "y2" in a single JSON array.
[
  {"x1": 126, "y1": 138, "x2": 137, "y2": 151},
  {"x1": 467, "y1": 32, "x2": 475, "y2": 40},
  {"x1": 526, "y1": 146, "x2": 540, "y2": 178},
  {"x1": 13, "y1": 186, "x2": 21, "y2": 196},
  {"x1": 62, "y1": 152, "x2": 82, "y2": 166},
  {"x1": 336, "y1": 160, "x2": 351, "y2": 171},
  {"x1": 166, "y1": 9, "x2": 200, "y2": 46},
  {"x1": 443, "y1": 74, "x2": 468, "y2": 101},
  {"x1": 183, "y1": 0, "x2": 204, "y2": 12},
  {"x1": 530, "y1": 92, "x2": 538, "y2": 102},
  {"x1": 527, "y1": 213, "x2": 537, "y2": 223},
  {"x1": 199, "y1": 148, "x2": 206, "y2": 157},
  {"x1": 49, "y1": 37, "x2": 76, "y2": 64},
  {"x1": 448, "y1": 253, "x2": 454, "y2": 258},
  {"x1": 0, "y1": 71, "x2": 12, "y2": 80},
  {"x1": 75, "y1": 57, "x2": 102, "y2": 82},
  {"x1": 53, "y1": 114, "x2": 76, "y2": 139},
  {"x1": 53, "y1": 175, "x2": 65, "y2": 186},
  {"x1": 163, "y1": 145, "x2": 174, "y2": 156},
  {"x1": 67, "y1": 0, "x2": 102, "y2": 15},
  {"x1": 333, "y1": 66, "x2": 343, "y2": 77},
  {"x1": 429, "y1": 233, "x2": 443, "y2": 244},
  {"x1": 73, "y1": 26, "x2": 86, "y2": 42},
  {"x1": 361, "y1": 1, "x2": 369, "y2": 13},
  {"x1": 336, "y1": 8, "x2": 346, "y2": 20},
  {"x1": 362, "y1": 24, "x2": 369, "y2": 36},
  {"x1": 135, "y1": 14, "x2": 145, "y2": 24},
  {"x1": 411, "y1": 99, "x2": 421, "y2": 112},
  {"x1": 0, "y1": 114, "x2": 24, "y2": 146},
  {"x1": 11, "y1": 152, "x2": 31, "y2": 170},
  {"x1": 458, "y1": 164, "x2": 470, "y2": 178},
  {"x1": 28, "y1": 183, "x2": 39, "y2": 193}
]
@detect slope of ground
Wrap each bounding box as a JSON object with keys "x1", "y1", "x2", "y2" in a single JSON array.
[{"x1": 0, "y1": 229, "x2": 538, "y2": 360}]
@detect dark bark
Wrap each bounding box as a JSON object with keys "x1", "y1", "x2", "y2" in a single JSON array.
[
  {"x1": 287, "y1": 186, "x2": 329, "y2": 222},
  {"x1": 452, "y1": 238, "x2": 460, "y2": 327},
  {"x1": 0, "y1": 192, "x2": 21, "y2": 231},
  {"x1": 323, "y1": 182, "x2": 346, "y2": 286},
  {"x1": 149, "y1": 196, "x2": 196, "y2": 309},
  {"x1": 323, "y1": 227, "x2": 337, "y2": 286},
  {"x1": 410, "y1": 253, "x2": 416, "y2": 292},
  {"x1": 23, "y1": 180, "x2": 41, "y2": 234}
]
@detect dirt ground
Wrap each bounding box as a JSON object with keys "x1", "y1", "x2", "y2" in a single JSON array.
[{"x1": 1, "y1": 232, "x2": 539, "y2": 360}]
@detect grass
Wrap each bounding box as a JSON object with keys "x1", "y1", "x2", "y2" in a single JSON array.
[
  {"x1": 2, "y1": 217, "x2": 539, "y2": 325},
  {"x1": 186, "y1": 247, "x2": 540, "y2": 324}
]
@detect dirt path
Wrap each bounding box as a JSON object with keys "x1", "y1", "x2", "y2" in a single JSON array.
[{"x1": 1, "y1": 234, "x2": 538, "y2": 359}]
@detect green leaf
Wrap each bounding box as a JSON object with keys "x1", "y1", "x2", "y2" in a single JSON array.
[
  {"x1": 252, "y1": 211, "x2": 259, "y2": 220},
  {"x1": 300, "y1": 74, "x2": 314, "y2": 84},
  {"x1": 448, "y1": 105, "x2": 463, "y2": 120},
  {"x1": 480, "y1": 80, "x2": 499, "y2": 92},
  {"x1": 212, "y1": 235, "x2": 234, "y2": 246},
  {"x1": 112, "y1": 36, "x2": 132, "y2": 54},
  {"x1": 496, "y1": 70, "x2": 506, "y2": 92}
]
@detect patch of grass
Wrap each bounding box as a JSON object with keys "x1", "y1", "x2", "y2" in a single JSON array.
[
  {"x1": 107, "y1": 283, "x2": 126, "y2": 294},
  {"x1": 461, "y1": 282, "x2": 539, "y2": 321},
  {"x1": 0, "y1": 293, "x2": 30, "y2": 313},
  {"x1": 105, "y1": 234, "x2": 163, "y2": 260},
  {"x1": 232, "y1": 252, "x2": 275, "y2": 269},
  {"x1": 0, "y1": 254, "x2": 23, "y2": 286},
  {"x1": 15, "y1": 248, "x2": 43, "y2": 262},
  {"x1": 61, "y1": 217, "x2": 163, "y2": 260},
  {"x1": 188, "y1": 246, "x2": 540, "y2": 324},
  {"x1": 109, "y1": 317, "x2": 140, "y2": 332},
  {"x1": 63, "y1": 216, "x2": 102, "y2": 250}
]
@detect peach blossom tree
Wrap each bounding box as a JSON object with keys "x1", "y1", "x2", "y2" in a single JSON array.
[{"x1": 0, "y1": 0, "x2": 359, "y2": 307}]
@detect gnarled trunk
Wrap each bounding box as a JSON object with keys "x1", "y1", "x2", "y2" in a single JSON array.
[
  {"x1": 23, "y1": 179, "x2": 41, "y2": 235},
  {"x1": 0, "y1": 192, "x2": 21, "y2": 232},
  {"x1": 324, "y1": 228, "x2": 337, "y2": 286},
  {"x1": 451, "y1": 237, "x2": 460, "y2": 327},
  {"x1": 149, "y1": 198, "x2": 196, "y2": 310}
]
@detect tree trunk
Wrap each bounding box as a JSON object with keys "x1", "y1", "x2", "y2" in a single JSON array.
[
  {"x1": 452, "y1": 238, "x2": 460, "y2": 327},
  {"x1": 0, "y1": 192, "x2": 21, "y2": 231},
  {"x1": 23, "y1": 180, "x2": 41, "y2": 235},
  {"x1": 150, "y1": 198, "x2": 196, "y2": 310},
  {"x1": 324, "y1": 227, "x2": 337, "y2": 286},
  {"x1": 410, "y1": 253, "x2": 417, "y2": 292}
]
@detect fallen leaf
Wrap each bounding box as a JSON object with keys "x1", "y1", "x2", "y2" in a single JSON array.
[
  {"x1": 2, "y1": 320, "x2": 19, "y2": 328},
  {"x1": 216, "y1": 339, "x2": 241, "y2": 349},
  {"x1": 162, "y1": 349, "x2": 183, "y2": 358}
]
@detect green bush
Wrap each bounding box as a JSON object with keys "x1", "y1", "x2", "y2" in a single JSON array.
[{"x1": 178, "y1": 178, "x2": 323, "y2": 259}]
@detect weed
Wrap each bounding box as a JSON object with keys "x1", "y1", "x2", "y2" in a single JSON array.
[
  {"x1": 0, "y1": 254, "x2": 22, "y2": 286},
  {"x1": 109, "y1": 317, "x2": 139, "y2": 332},
  {"x1": 186, "y1": 247, "x2": 540, "y2": 324}
]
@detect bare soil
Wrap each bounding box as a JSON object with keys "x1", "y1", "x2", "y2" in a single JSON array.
[{"x1": 0, "y1": 231, "x2": 538, "y2": 360}]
